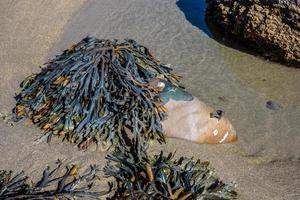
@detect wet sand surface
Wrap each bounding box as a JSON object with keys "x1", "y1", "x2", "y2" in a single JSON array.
[{"x1": 0, "y1": 0, "x2": 299, "y2": 199}]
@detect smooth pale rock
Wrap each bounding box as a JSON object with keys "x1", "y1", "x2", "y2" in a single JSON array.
[{"x1": 162, "y1": 98, "x2": 237, "y2": 144}]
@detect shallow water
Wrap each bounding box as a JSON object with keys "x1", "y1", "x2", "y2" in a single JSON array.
[
  {"x1": 176, "y1": 0, "x2": 212, "y2": 37},
  {"x1": 1, "y1": 0, "x2": 299, "y2": 199},
  {"x1": 175, "y1": 0, "x2": 300, "y2": 155},
  {"x1": 177, "y1": 0, "x2": 300, "y2": 107},
  {"x1": 48, "y1": 0, "x2": 299, "y2": 196}
]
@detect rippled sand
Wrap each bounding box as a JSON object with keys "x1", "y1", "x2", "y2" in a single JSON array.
[{"x1": 0, "y1": 0, "x2": 299, "y2": 199}]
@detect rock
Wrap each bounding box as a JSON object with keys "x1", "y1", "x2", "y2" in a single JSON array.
[
  {"x1": 205, "y1": 0, "x2": 300, "y2": 66},
  {"x1": 162, "y1": 98, "x2": 237, "y2": 144},
  {"x1": 266, "y1": 100, "x2": 282, "y2": 110}
]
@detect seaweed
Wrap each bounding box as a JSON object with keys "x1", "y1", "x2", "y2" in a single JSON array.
[
  {"x1": 104, "y1": 136, "x2": 238, "y2": 200},
  {"x1": 0, "y1": 160, "x2": 111, "y2": 200},
  {"x1": 13, "y1": 37, "x2": 182, "y2": 149},
  {"x1": 10, "y1": 36, "x2": 239, "y2": 199},
  {"x1": 0, "y1": 144, "x2": 237, "y2": 200}
]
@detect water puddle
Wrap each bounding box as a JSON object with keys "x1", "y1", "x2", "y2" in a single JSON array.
[
  {"x1": 176, "y1": 0, "x2": 300, "y2": 107},
  {"x1": 176, "y1": 0, "x2": 212, "y2": 37}
]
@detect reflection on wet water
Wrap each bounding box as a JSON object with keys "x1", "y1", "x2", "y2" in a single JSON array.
[
  {"x1": 50, "y1": 0, "x2": 300, "y2": 161},
  {"x1": 221, "y1": 46, "x2": 300, "y2": 107},
  {"x1": 176, "y1": 0, "x2": 212, "y2": 37},
  {"x1": 176, "y1": 0, "x2": 300, "y2": 108}
]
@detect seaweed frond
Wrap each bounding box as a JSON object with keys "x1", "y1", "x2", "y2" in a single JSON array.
[
  {"x1": 104, "y1": 137, "x2": 238, "y2": 200},
  {"x1": 13, "y1": 37, "x2": 182, "y2": 149},
  {"x1": 0, "y1": 160, "x2": 111, "y2": 200}
]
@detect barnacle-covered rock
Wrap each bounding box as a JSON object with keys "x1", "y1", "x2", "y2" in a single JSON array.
[
  {"x1": 104, "y1": 137, "x2": 237, "y2": 200},
  {"x1": 206, "y1": 0, "x2": 300, "y2": 66},
  {"x1": 13, "y1": 37, "x2": 182, "y2": 148}
]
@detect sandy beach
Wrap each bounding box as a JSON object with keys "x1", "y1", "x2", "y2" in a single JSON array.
[{"x1": 0, "y1": 0, "x2": 299, "y2": 199}]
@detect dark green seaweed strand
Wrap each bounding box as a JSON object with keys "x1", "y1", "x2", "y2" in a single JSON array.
[
  {"x1": 104, "y1": 136, "x2": 238, "y2": 200},
  {"x1": 13, "y1": 37, "x2": 181, "y2": 148},
  {"x1": 0, "y1": 161, "x2": 111, "y2": 200}
]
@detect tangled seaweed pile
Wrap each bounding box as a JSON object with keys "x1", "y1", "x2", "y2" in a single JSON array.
[
  {"x1": 206, "y1": 0, "x2": 300, "y2": 66},
  {"x1": 105, "y1": 137, "x2": 237, "y2": 200},
  {"x1": 0, "y1": 160, "x2": 110, "y2": 200},
  {"x1": 0, "y1": 140, "x2": 237, "y2": 200},
  {"x1": 9, "y1": 37, "x2": 238, "y2": 199},
  {"x1": 14, "y1": 37, "x2": 181, "y2": 148}
]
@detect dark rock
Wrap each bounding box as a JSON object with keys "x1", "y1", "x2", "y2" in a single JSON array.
[
  {"x1": 266, "y1": 100, "x2": 282, "y2": 110},
  {"x1": 206, "y1": 0, "x2": 300, "y2": 66}
]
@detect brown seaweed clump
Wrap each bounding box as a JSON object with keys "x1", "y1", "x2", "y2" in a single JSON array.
[
  {"x1": 13, "y1": 37, "x2": 181, "y2": 149},
  {"x1": 104, "y1": 137, "x2": 237, "y2": 200},
  {"x1": 0, "y1": 148, "x2": 237, "y2": 200},
  {"x1": 10, "y1": 36, "x2": 238, "y2": 200},
  {"x1": 0, "y1": 161, "x2": 110, "y2": 200},
  {"x1": 206, "y1": 0, "x2": 300, "y2": 66}
]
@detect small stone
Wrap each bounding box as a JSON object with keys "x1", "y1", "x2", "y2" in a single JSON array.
[{"x1": 266, "y1": 100, "x2": 282, "y2": 110}]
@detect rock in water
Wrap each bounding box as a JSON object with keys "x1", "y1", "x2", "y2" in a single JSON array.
[
  {"x1": 206, "y1": 0, "x2": 300, "y2": 66},
  {"x1": 266, "y1": 100, "x2": 282, "y2": 110},
  {"x1": 13, "y1": 37, "x2": 182, "y2": 148},
  {"x1": 162, "y1": 97, "x2": 238, "y2": 144}
]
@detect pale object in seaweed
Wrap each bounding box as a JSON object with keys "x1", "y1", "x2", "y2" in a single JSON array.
[{"x1": 162, "y1": 97, "x2": 237, "y2": 144}]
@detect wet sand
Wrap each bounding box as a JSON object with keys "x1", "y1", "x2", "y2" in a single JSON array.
[{"x1": 0, "y1": 0, "x2": 299, "y2": 199}]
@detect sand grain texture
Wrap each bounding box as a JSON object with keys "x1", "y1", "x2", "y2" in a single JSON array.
[{"x1": 0, "y1": 0, "x2": 299, "y2": 199}]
